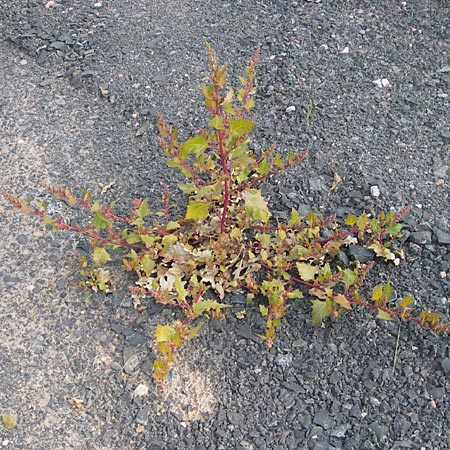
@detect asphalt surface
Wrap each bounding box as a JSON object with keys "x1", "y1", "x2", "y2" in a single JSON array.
[{"x1": 1, "y1": 1, "x2": 449, "y2": 449}]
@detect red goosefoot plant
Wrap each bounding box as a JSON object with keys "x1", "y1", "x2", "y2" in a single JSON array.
[{"x1": 3, "y1": 43, "x2": 450, "y2": 386}]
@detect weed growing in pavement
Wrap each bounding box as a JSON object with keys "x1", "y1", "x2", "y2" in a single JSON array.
[{"x1": 3, "y1": 44, "x2": 449, "y2": 386}]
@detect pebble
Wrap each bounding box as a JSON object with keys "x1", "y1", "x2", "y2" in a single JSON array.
[
  {"x1": 373, "y1": 78, "x2": 391, "y2": 88},
  {"x1": 438, "y1": 357, "x2": 450, "y2": 374},
  {"x1": 348, "y1": 244, "x2": 374, "y2": 263},
  {"x1": 133, "y1": 383, "x2": 149, "y2": 397},
  {"x1": 285, "y1": 105, "x2": 296, "y2": 113},
  {"x1": 434, "y1": 229, "x2": 450, "y2": 245},
  {"x1": 313, "y1": 410, "x2": 333, "y2": 430},
  {"x1": 370, "y1": 185, "x2": 380, "y2": 198},
  {"x1": 409, "y1": 231, "x2": 432, "y2": 244},
  {"x1": 330, "y1": 423, "x2": 350, "y2": 438},
  {"x1": 227, "y1": 411, "x2": 245, "y2": 425}
]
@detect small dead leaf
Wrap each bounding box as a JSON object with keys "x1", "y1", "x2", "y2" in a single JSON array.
[
  {"x1": 328, "y1": 169, "x2": 342, "y2": 192},
  {"x1": 2, "y1": 414, "x2": 15, "y2": 430},
  {"x1": 428, "y1": 399, "x2": 437, "y2": 409},
  {"x1": 235, "y1": 310, "x2": 246, "y2": 319},
  {"x1": 435, "y1": 179, "x2": 445, "y2": 186},
  {"x1": 136, "y1": 425, "x2": 146, "y2": 433},
  {"x1": 68, "y1": 398, "x2": 85, "y2": 411},
  {"x1": 98, "y1": 181, "x2": 116, "y2": 194}
]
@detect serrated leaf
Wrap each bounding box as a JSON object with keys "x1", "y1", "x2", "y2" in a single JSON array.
[
  {"x1": 166, "y1": 221, "x2": 181, "y2": 231},
  {"x1": 243, "y1": 98, "x2": 255, "y2": 110},
  {"x1": 174, "y1": 276, "x2": 188, "y2": 301},
  {"x1": 288, "y1": 208, "x2": 301, "y2": 227},
  {"x1": 230, "y1": 119, "x2": 255, "y2": 139},
  {"x1": 388, "y1": 223, "x2": 403, "y2": 236},
  {"x1": 399, "y1": 295, "x2": 414, "y2": 308},
  {"x1": 376, "y1": 309, "x2": 393, "y2": 321},
  {"x1": 141, "y1": 254, "x2": 155, "y2": 276},
  {"x1": 209, "y1": 115, "x2": 224, "y2": 130},
  {"x1": 179, "y1": 136, "x2": 208, "y2": 159},
  {"x1": 136, "y1": 199, "x2": 149, "y2": 218},
  {"x1": 193, "y1": 300, "x2": 231, "y2": 317},
  {"x1": 140, "y1": 234, "x2": 155, "y2": 248},
  {"x1": 287, "y1": 289, "x2": 303, "y2": 299},
  {"x1": 242, "y1": 189, "x2": 271, "y2": 223},
  {"x1": 91, "y1": 212, "x2": 110, "y2": 230},
  {"x1": 259, "y1": 304, "x2": 269, "y2": 316},
  {"x1": 341, "y1": 268, "x2": 357, "y2": 287},
  {"x1": 311, "y1": 299, "x2": 330, "y2": 325},
  {"x1": 230, "y1": 143, "x2": 248, "y2": 159},
  {"x1": 126, "y1": 233, "x2": 142, "y2": 244},
  {"x1": 185, "y1": 201, "x2": 209, "y2": 221},
  {"x1": 91, "y1": 200, "x2": 101, "y2": 212},
  {"x1": 221, "y1": 88, "x2": 234, "y2": 105},
  {"x1": 257, "y1": 158, "x2": 270, "y2": 175},
  {"x1": 162, "y1": 234, "x2": 178, "y2": 248},
  {"x1": 93, "y1": 247, "x2": 111, "y2": 265},
  {"x1": 188, "y1": 324, "x2": 202, "y2": 340},
  {"x1": 178, "y1": 183, "x2": 196, "y2": 194},
  {"x1": 296, "y1": 262, "x2": 317, "y2": 281},
  {"x1": 345, "y1": 214, "x2": 357, "y2": 226},
  {"x1": 372, "y1": 284, "x2": 384, "y2": 302},
  {"x1": 155, "y1": 324, "x2": 176, "y2": 342},
  {"x1": 273, "y1": 154, "x2": 284, "y2": 169},
  {"x1": 2, "y1": 414, "x2": 15, "y2": 430},
  {"x1": 334, "y1": 294, "x2": 352, "y2": 310}
]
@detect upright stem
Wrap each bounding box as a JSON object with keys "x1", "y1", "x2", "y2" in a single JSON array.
[{"x1": 213, "y1": 83, "x2": 230, "y2": 234}]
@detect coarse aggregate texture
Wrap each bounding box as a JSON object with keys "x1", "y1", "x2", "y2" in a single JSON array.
[{"x1": 0, "y1": 1, "x2": 449, "y2": 449}]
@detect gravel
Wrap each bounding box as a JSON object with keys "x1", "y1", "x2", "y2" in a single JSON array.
[{"x1": 1, "y1": 0, "x2": 449, "y2": 449}]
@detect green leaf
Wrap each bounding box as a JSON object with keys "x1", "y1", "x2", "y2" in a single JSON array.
[
  {"x1": 178, "y1": 183, "x2": 196, "y2": 194},
  {"x1": 209, "y1": 115, "x2": 224, "y2": 130},
  {"x1": 288, "y1": 208, "x2": 301, "y2": 227},
  {"x1": 311, "y1": 300, "x2": 330, "y2": 325},
  {"x1": 174, "y1": 276, "x2": 188, "y2": 301},
  {"x1": 230, "y1": 143, "x2": 248, "y2": 159},
  {"x1": 2, "y1": 414, "x2": 15, "y2": 430},
  {"x1": 179, "y1": 136, "x2": 208, "y2": 159},
  {"x1": 259, "y1": 304, "x2": 269, "y2": 316},
  {"x1": 242, "y1": 189, "x2": 271, "y2": 223},
  {"x1": 257, "y1": 158, "x2": 270, "y2": 175},
  {"x1": 185, "y1": 201, "x2": 209, "y2": 221},
  {"x1": 141, "y1": 254, "x2": 155, "y2": 276},
  {"x1": 140, "y1": 234, "x2": 155, "y2": 248},
  {"x1": 273, "y1": 154, "x2": 284, "y2": 169},
  {"x1": 193, "y1": 300, "x2": 230, "y2": 317},
  {"x1": 155, "y1": 324, "x2": 176, "y2": 342},
  {"x1": 93, "y1": 247, "x2": 111, "y2": 265},
  {"x1": 376, "y1": 309, "x2": 393, "y2": 321},
  {"x1": 126, "y1": 233, "x2": 142, "y2": 244},
  {"x1": 345, "y1": 214, "x2": 357, "y2": 226},
  {"x1": 166, "y1": 221, "x2": 181, "y2": 231},
  {"x1": 162, "y1": 234, "x2": 178, "y2": 247},
  {"x1": 91, "y1": 212, "x2": 111, "y2": 230},
  {"x1": 372, "y1": 284, "x2": 384, "y2": 302},
  {"x1": 334, "y1": 294, "x2": 352, "y2": 310},
  {"x1": 137, "y1": 199, "x2": 149, "y2": 218},
  {"x1": 341, "y1": 269, "x2": 357, "y2": 287},
  {"x1": 230, "y1": 119, "x2": 255, "y2": 139},
  {"x1": 296, "y1": 262, "x2": 317, "y2": 281},
  {"x1": 243, "y1": 98, "x2": 255, "y2": 110},
  {"x1": 388, "y1": 223, "x2": 403, "y2": 236},
  {"x1": 188, "y1": 324, "x2": 202, "y2": 340},
  {"x1": 399, "y1": 295, "x2": 414, "y2": 308}
]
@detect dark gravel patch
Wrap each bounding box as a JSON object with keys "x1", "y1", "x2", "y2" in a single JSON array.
[{"x1": 1, "y1": 1, "x2": 449, "y2": 449}]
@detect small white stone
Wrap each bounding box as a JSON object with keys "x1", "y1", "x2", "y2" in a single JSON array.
[
  {"x1": 370, "y1": 185, "x2": 380, "y2": 197},
  {"x1": 133, "y1": 383, "x2": 149, "y2": 397},
  {"x1": 341, "y1": 46, "x2": 349, "y2": 54},
  {"x1": 373, "y1": 78, "x2": 391, "y2": 88},
  {"x1": 285, "y1": 105, "x2": 296, "y2": 113}
]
